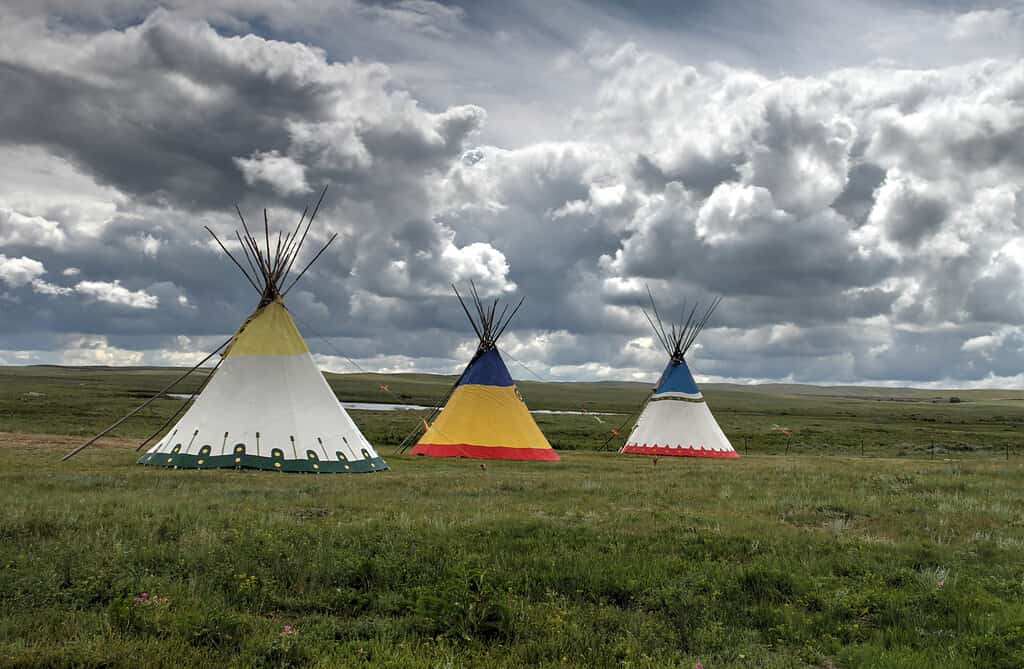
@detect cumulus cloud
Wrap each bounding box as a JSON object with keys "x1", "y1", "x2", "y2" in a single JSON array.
[
  {"x1": 962, "y1": 328, "x2": 1012, "y2": 355},
  {"x1": 132, "y1": 233, "x2": 164, "y2": 258},
  {"x1": 0, "y1": 8, "x2": 484, "y2": 213},
  {"x1": 2, "y1": 2, "x2": 1024, "y2": 386},
  {"x1": 0, "y1": 254, "x2": 46, "y2": 288},
  {"x1": 0, "y1": 255, "x2": 74, "y2": 297},
  {"x1": 31, "y1": 279, "x2": 73, "y2": 296},
  {"x1": 0, "y1": 208, "x2": 65, "y2": 247},
  {"x1": 439, "y1": 241, "x2": 516, "y2": 294},
  {"x1": 948, "y1": 8, "x2": 1024, "y2": 42},
  {"x1": 74, "y1": 280, "x2": 159, "y2": 309},
  {"x1": 60, "y1": 336, "x2": 146, "y2": 366},
  {"x1": 695, "y1": 183, "x2": 787, "y2": 245},
  {"x1": 234, "y1": 150, "x2": 311, "y2": 196}
]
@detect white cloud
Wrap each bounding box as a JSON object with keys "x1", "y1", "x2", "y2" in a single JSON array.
[
  {"x1": 0, "y1": 146, "x2": 122, "y2": 238},
  {"x1": 439, "y1": 241, "x2": 516, "y2": 294},
  {"x1": 133, "y1": 232, "x2": 163, "y2": 258},
  {"x1": 60, "y1": 336, "x2": 146, "y2": 366},
  {"x1": 0, "y1": 207, "x2": 66, "y2": 247},
  {"x1": 695, "y1": 183, "x2": 787, "y2": 244},
  {"x1": 948, "y1": 8, "x2": 1024, "y2": 42},
  {"x1": 0, "y1": 254, "x2": 74, "y2": 296},
  {"x1": 30, "y1": 279, "x2": 73, "y2": 296},
  {"x1": 234, "y1": 150, "x2": 311, "y2": 196},
  {"x1": 74, "y1": 280, "x2": 159, "y2": 309},
  {"x1": 0, "y1": 254, "x2": 46, "y2": 287}
]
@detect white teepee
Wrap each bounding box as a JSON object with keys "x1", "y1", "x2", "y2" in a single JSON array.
[
  {"x1": 138, "y1": 297, "x2": 386, "y2": 473},
  {"x1": 140, "y1": 194, "x2": 385, "y2": 473},
  {"x1": 60, "y1": 189, "x2": 387, "y2": 473},
  {"x1": 622, "y1": 292, "x2": 737, "y2": 459},
  {"x1": 137, "y1": 197, "x2": 385, "y2": 472}
]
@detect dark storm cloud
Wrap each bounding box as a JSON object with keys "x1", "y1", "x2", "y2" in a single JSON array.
[
  {"x1": 887, "y1": 196, "x2": 949, "y2": 247},
  {"x1": 632, "y1": 153, "x2": 742, "y2": 197},
  {"x1": 0, "y1": 52, "x2": 271, "y2": 210},
  {"x1": 0, "y1": 11, "x2": 483, "y2": 213},
  {"x1": 832, "y1": 162, "x2": 886, "y2": 225}
]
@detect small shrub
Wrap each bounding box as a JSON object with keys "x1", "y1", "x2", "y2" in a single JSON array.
[
  {"x1": 242, "y1": 626, "x2": 311, "y2": 669},
  {"x1": 741, "y1": 569, "x2": 797, "y2": 603},
  {"x1": 175, "y1": 606, "x2": 246, "y2": 652},
  {"x1": 106, "y1": 592, "x2": 174, "y2": 638},
  {"x1": 413, "y1": 571, "x2": 514, "y2": 643}
]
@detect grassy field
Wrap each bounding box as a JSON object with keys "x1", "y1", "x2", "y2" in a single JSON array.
[
  {"x1": 4, "y1": 365, "x2": 1024, "y2": 457},
  {"x1": 1, "y1": 366, "x2": 1024, "y2": 667}
]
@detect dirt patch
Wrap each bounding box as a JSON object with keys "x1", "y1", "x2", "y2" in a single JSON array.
[{"x1": 0, "y1": 431, "x2": 138, "y2": 451}]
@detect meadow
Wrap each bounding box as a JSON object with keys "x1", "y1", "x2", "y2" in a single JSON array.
[{"x1": 1, "y1": 366, "x2": 1023, "y2": 667}]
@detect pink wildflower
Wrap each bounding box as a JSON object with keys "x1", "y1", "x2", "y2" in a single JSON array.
[
  {"x1": 140, "y1": 592, "x2": 149, "y2": 599},
  {"x1": 283, "y1": 625, "x2": 295, "y2": 635},
  {"x1": 695, "y1": 663, "x2": 703, "y2": 669}
]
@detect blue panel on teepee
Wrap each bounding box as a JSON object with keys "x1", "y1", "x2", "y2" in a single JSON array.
[
  {"x1": 457, "y1": 349, "x2": 514, "y2": 387},
  {"x1": 655, "y1": 360, "x2": 701, "y2": 395}
]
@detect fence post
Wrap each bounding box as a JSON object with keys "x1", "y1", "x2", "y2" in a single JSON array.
[
  {"x1": 860, "y1": 436, "x2": 864, "y2": 457},
  {"x1": 1007, "y1": 443, "x2": 1010, "y2": 461},
  {"x1": 930, "y1": 442, "x2": 935, "y2": 460}
]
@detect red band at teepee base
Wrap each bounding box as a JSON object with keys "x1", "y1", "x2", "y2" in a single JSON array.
[
  {"x1": 411, "y1": 443, "x2": 561, "y2": 461},
  {"x1": 622, "y1": 443, "x2": 739, "y2": 458}
]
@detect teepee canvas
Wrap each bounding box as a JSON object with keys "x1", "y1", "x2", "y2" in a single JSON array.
[
  {"x1": 409, "y1": 284, "x2": 559, "y2": 461},
  {"x1": 127, "y1": 192, "x2": 385, "y2": 473},
  {"x1": 622, "y1": 292, "x2": 737, "y2": 459}
]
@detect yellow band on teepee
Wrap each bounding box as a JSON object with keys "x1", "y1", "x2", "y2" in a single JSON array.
[
  {"x1": 418, "y1": 384, "x2": 552, "y2": 450},
  {"x1": 225, "y1": 299, "x2": 310, "y2": 357}
]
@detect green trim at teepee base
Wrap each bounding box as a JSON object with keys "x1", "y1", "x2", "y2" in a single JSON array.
[{"x1": 138, "y1": 451, "x2": 388, "y2": 473}]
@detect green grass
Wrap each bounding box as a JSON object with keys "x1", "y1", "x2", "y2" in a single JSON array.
[
  {"x1": 1, "y1": 366, "x2": 1024, "y2": 667},
  {"x1": 2, "y1": 448, "x2": 1023, "y2": 667}
]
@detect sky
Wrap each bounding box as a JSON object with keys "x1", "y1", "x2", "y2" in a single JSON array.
[{"x1": 1, "y1": 0, "x2": 1024, "y2": 387}]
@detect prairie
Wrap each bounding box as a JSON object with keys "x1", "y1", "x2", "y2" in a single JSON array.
[{"x1": 1, "y1": 366, "x2": 1022, "y2": 667}]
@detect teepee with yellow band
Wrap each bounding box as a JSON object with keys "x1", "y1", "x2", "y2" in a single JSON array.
[
  {"x1": 138, "y1": 297, "x2": 385, "y2": 473},
  {"x1": 409, "y1": 283, "x2": 558, "y2": 461},
  {"x1": 64, "y1": 188, "x2": 386, "y2": 473},
  {"x1": 142, "y1": 192, "x2": 385, "y2": 473}
]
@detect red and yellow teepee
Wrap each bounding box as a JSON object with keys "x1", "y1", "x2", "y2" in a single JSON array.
[{"x1": 410, "y1": 285, "x2": 558, "y2": 461}]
